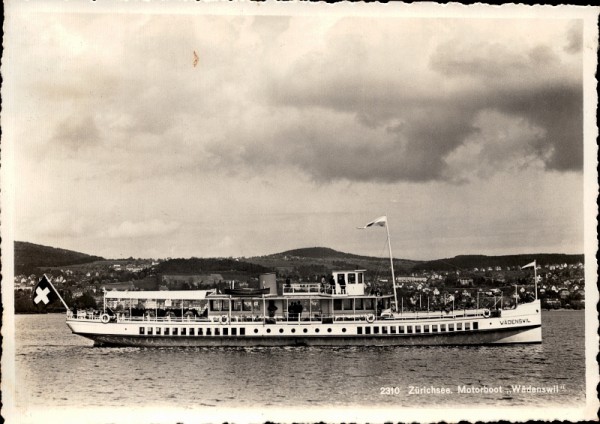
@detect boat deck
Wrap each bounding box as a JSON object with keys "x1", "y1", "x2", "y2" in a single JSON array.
[{"x1": 67, "y1": 307, "x2": 492, "y2": 324}]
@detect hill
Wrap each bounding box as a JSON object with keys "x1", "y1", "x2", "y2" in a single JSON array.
[
  {"x1": 15, "y1": 241, "x2": 104, "y2": 275},
  {"x1": 273, "y1": 247, "x2": 388, "y2": 261},
  {"x1": 412, "y1": 253, "x2": 585, "y2": 272},
  {"x1": 246, "y1": 246, "x2": 420, "y2": 276},
  {"x1": 14, "y1": 241, "x2": 585, "y2": 278}
]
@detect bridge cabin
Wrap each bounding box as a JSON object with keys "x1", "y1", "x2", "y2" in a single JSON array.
[
  {"x1": 280, "y1": 269, "x2": 367, "y2": 296},
  {"x1": 332, "y1": 270, "x2": 366, "y2": 295}
]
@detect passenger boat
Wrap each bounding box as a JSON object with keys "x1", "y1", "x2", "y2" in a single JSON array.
[{"x1": 35, "y1": 217, "x2": 542, "y2": 347}]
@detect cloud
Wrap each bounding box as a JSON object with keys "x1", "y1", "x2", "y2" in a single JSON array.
[
  {"x1": 20, "y1": 15, "x2": 583, "y2": 187},
  {"x1": 250, "y1": 19, "x2": 584, "y2": 184},
  {"x1": 106, "y1": 219, "x2": 181, "y2": 239},
  {"x1": 430, "y1": 39, "x2": 582, "y2": 173},
  {"x1": 492, "y1": 82, "x2": 582, "y2": 172},
  {"x1": 9, "y1": 11, "x2": 586, "y2": 259},
  {"x1": 32, "y1": 213, "x2": 91, "y2": 238},
  {"x1": 51, "y1": 114, "x2": 101, "y2": 150}
]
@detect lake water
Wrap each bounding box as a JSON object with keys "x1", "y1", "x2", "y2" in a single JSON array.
[{"x1": 11, "y1": 311, "x2": 586, "y2": 416}]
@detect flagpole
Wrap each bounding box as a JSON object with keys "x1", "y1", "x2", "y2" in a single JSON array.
[
  {"x1": 534, "y1": 260, "x2": 538, "y2": 300},
  {"x1": 43, "y1": 274, "x2": 70, "y2": 311},
  {"x1": 384, "y1": 216, "x2": 399, "y2": 312}
]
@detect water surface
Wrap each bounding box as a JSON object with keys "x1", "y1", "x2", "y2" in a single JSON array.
[{"x1": 14, "y1": 311, "x2": 585, "y2": 409}]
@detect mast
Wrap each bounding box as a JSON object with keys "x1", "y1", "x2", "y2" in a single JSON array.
[
  {"x1": 384, "y1": 217, "x2": 399, "y2": 312},
  {"x1": 521, "y1": 259, "x2": 538, "y2": 301},
  {"x1": 44, "y1": 274, "x2": 70, "y2": 311},
  {"x1": 533, "y1": 260, "x2": 538, "y2": 300},
  {"x1": 358, "y1": 215, "x2": 398, "y2": 311}
]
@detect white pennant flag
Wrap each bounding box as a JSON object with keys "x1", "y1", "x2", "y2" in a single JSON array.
[
  {"x1": 358, "y1": 216, "x2": 387, "y2": 229},
  {"x1": 521, "y1": 260, "x2": 536, "y2": 270}
]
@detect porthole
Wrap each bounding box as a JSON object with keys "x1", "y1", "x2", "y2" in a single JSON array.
[
  {"x1": 303, "y1": 328, "x2": 308, "y2": 333},
  {"x1": 254, "y1": 328, "x2": 259, "y2": 333},
  {"x1": 315, "y1": 328, "x2": 320, "y2": 333},
  {"x1": 279, "y1": 329, "x2": 284, "y2": 333},
  {"x1": 342, "y1": 328, "x2": 347, "y2": 333},
  {"x1": 266, "y1": 329, "x2": 271, "y2": 333},
  {"x1": 327, "y1": 328, "x2": 332, "y2": 333}
]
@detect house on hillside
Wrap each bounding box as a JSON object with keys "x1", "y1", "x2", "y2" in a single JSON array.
[
  {"x1": 396, "y1": 276, "x2": 428, "y2": 283},
  {"x1": 14, "y1": 281, "x2": 33, "y2": 291},
  {"x1": 458, "y1": 278, "x2": 473, "y2": 286}
]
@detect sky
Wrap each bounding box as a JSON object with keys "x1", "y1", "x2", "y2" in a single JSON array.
[{"x1": 3, "y1": 4, "x2": 591, "y2": 261}]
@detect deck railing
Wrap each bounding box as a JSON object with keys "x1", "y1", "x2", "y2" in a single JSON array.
[
  {"x1": 67, "y1": 308, "x2": 491, "y2": 323},
  {"x1": 282, "y1": 283, "x2": 323, "y2": 295}
]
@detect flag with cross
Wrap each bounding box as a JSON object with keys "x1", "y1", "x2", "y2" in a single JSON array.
[{"x1": 32, "y1": 275, "x2": 61, "y2": 308}]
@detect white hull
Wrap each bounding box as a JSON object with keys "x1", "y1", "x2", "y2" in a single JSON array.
[{"x1": 67, "y1": 300, "x2": 542, "y2": 347}]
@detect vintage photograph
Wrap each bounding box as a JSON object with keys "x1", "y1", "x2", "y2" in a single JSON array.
[{"x1": 2, "y1": 1, "x2": 598, "y2": 423}]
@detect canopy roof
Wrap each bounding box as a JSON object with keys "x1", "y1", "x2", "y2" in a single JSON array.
[{"x1": 104, "y1": 290, "x2": 215, "y2": 300}]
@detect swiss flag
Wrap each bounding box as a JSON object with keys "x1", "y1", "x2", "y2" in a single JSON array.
[{"x1": 32, "y1": 275, "x2": 59, "y2": 307}]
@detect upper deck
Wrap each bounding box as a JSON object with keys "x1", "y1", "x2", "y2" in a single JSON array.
[{"x1": 281, "y1": 270, "x2": 368, "y2": 296}]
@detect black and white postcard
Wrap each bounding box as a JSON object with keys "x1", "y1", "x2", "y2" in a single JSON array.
[{"x1": 2, "y1": 1, "x2": 598, "y2": 423}]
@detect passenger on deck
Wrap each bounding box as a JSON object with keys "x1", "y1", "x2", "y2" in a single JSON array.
[
  {"x1": 267, "y1": 300, "x2": 278, "y2": 318},
  {"x1": 339, "y1": 276, "x2": 346, "y2": 294},
  {"x1": 328, "y1": 275, "x2": 335, "y2": 294},
  {"x1": 297, "y1": 302, "x2": 304, "y2": 319}
]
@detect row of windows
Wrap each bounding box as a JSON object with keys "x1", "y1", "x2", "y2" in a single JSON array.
[
  {"x1": 210, "y1": 299, "x2": 322, "y2": 312},
  {"x1": 138, "y1": 321, "x2": 479, "y2": 337},
  {"x1": 209, "y1": 297, "x2": 382, "y2": 313},
  {"x1": 138, "y1": 326, "x2": 350, "y2": 336},
  {"x1": 333, "y1": 298, "x2": 375, "y2": 311},
  {"x1": 337, "y1": 272, "x2": 363, "y2": 285},
  {"x1": 356, "y1": 321, "x2": 478, "y2": 335},
  {"x1": 139, "y1": 326, "x2": 247, "y2": 336}
]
